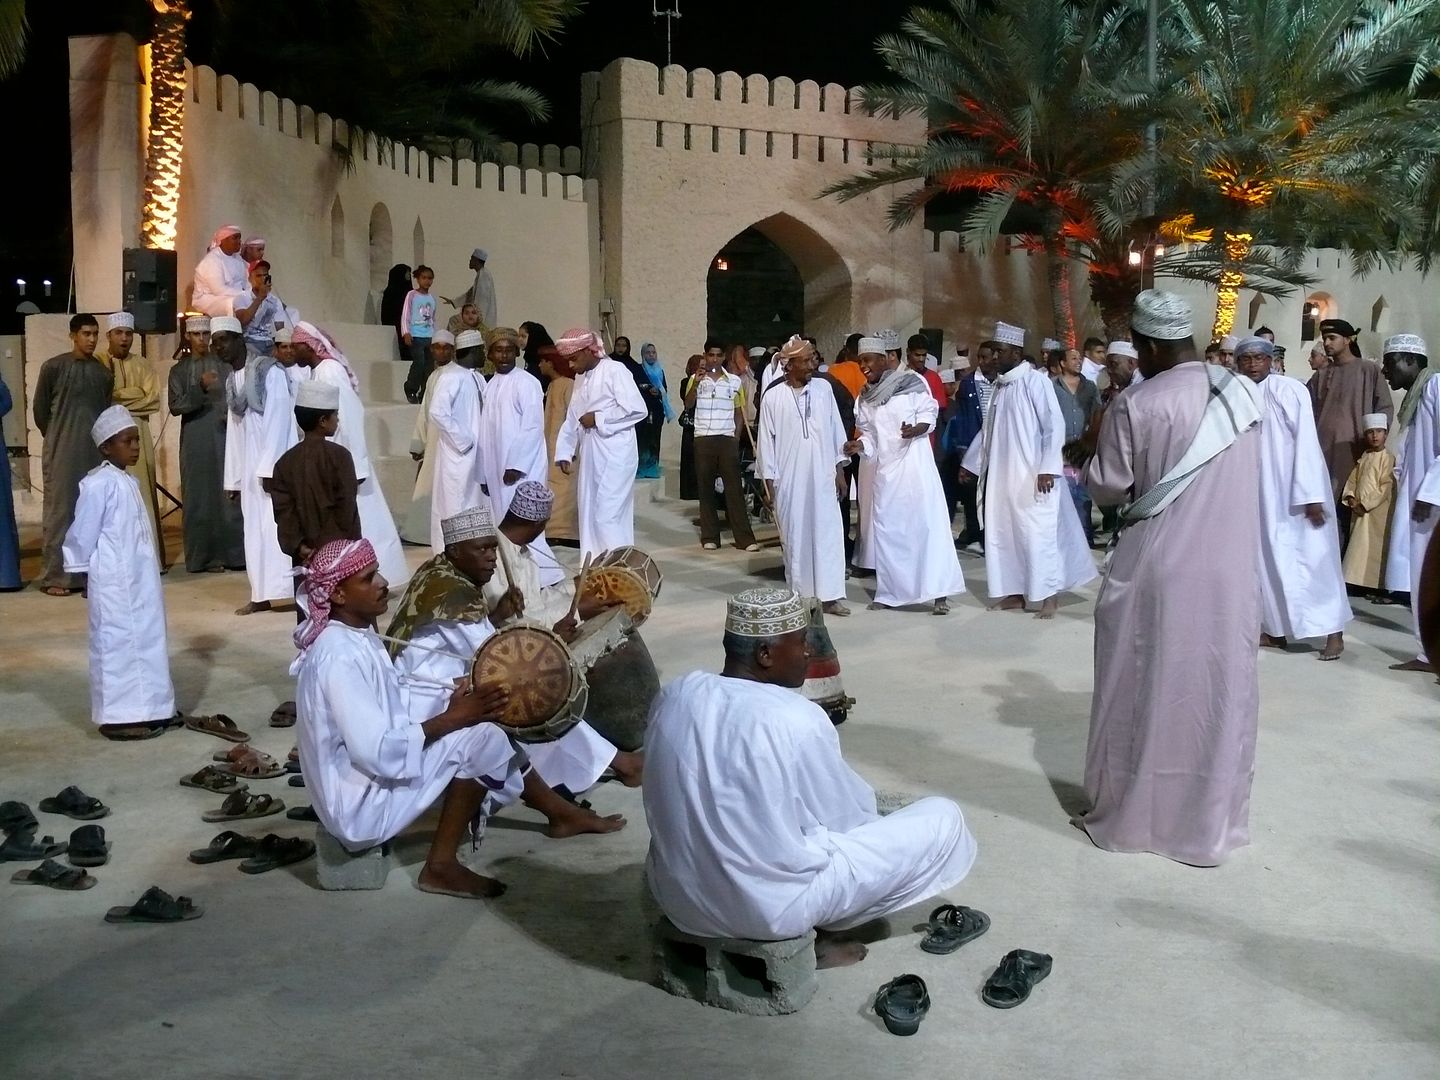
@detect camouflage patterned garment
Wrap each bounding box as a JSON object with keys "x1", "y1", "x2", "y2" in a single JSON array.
[{"x1": 383, "y1": 553, "x2": 490, "y2": 657}]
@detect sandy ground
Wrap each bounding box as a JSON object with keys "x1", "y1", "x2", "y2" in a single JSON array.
[{"x1": 0, "y1": 494, "x2": 1436, "y2": 1080}]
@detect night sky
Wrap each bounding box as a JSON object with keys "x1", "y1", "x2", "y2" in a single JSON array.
[{"x1": 0, "y1": 1, "x2": 917, "y2": 326}]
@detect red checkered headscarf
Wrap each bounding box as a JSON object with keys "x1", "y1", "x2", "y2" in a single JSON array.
[
  {"x1": 293, "y1": 539, "x2": 377, "y2": 652},
  {"x1": 293, "y1": 321, "x2": 360, "y2": 392},
  {"x1": 554, "y1": 328, "x2": 607, "y2": 360}
]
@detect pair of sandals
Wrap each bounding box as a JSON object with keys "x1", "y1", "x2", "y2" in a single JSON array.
[
  {"x1": 188, "y1": 831, "x2": 315, "y2": 874},
  {"x1": 0, "y1": 791, "x2": 109, "y2": 865},
  {"x1": 202, "y1": 791, "x2": 285, "y2": 823},
  {"x1": 211, "y1": 745, "x2": 285, "y2": 780},
  {"x1": 872, "y1": 905, "x2": 1052, "y2": 1036}
]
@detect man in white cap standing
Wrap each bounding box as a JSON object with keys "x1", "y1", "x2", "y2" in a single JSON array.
[
  {"x1": 97, "y1": 311, "x2": 165, "y2": 566},
  {"x1": 1235, "y1": 336, "x2": 1350, "y2": 660},
  {"x1": 554, "y1": 328, "x2": 649, "y2": 557},
  {"x1": 848, "y1": 336, "x2": 963, "y2": 614},
  {"x1": 217, "y1": 315, "x2": 297, "y2": 615},
  {"x1": 1081, "y1": 290, "x2": 1263, "y2": 866},
  {"x1": 458, "y1": 247, "x2": 498, "y2": 329},
  {"x1": 1217, "y1": 334, "x2": 1238, "y2": 370},
  {"x1": 428, "y1": 327, "x2": 489, "y2": 553},
  {"x1": 1381, "y1": 333, "x2": 1440, "y2": 674},
  {"x1": 961, "y1": 320, "x2": 1096, "y2": 618},
  {"x1": 64, "y1": 405, "x2": 176, "y2": 739},
  {"x1": 644, "y1": 586, "x2": 977, "y2": 964}
]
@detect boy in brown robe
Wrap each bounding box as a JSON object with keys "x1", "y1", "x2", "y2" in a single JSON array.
[{"x1": 266, "y1": 379, "x2": 359, "y2": 565}]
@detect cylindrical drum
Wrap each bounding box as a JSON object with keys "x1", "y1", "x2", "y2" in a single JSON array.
[
  {"x1": 801, "y1": 598, "x2": 853, "y2": 725},
  {"x1": 566, "y1": 607, "x2": 661, "y2": 751}
]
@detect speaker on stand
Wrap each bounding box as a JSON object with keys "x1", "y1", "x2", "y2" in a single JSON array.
[{"x1": 121, "y1": 248, "x2": 178, "y2": 333}]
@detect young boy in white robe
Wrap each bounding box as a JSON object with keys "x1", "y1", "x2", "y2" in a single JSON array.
[
  {"x1": 63, "y1": 405, "x2": 177, "y2": 741},
  {"x1": 644, "y1": 587, "x2": 978, "y2": 968}
]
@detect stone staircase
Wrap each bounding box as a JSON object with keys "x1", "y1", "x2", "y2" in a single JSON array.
[{"x1": 328, "y1": 324, "x2": 422, "y2": 518}]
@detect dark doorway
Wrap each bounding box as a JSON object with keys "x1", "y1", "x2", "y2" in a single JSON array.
[{"x1": 706, "y1": 228, "x2": 804, "y2": 350}]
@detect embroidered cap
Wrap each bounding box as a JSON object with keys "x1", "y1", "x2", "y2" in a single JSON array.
[
  {"x1": 725, "y1": 587, "x2": 809, "y2": 639},
  {"x1": 1383, "y1": 333, "x2": 1427, "y2": 358},
  {"x1": 994, "y1": 321, "x2": 1026, "y2": 347},
  {"x1": 91, "y1": 405, "x2": 138, "y2": 447},
  {"x1": 441, "y1": 505, "x2": 497, "y2": 547},
  {"x1": 210, "y1": 316, "x2": 243, "y2": 336},
  {"x1": 509, "y1": 481, "x2": 555, "y2": 522},
  {"x1": 432, "y1": 329, "x2": 455, "y2": 346},
  {"x1": 856, "y1": 336, "x2": 887, "y2": 356},
  {"x1": 874, "y1": 328, "x2": 902, "y2": 352},
  {"x1": 1042, "y1": 338, "x2": 1061, "y2": 352},
  {"x1": 273, "y1": 326, "x2": 293, "y2": 344},
  {"x1": 106, "y1": 312, "x2": 135, "y2": 331},
  {"x1": 185, "y1": 315, "x2": 211, "y2": 333},
  {"x1": 487, "y1": 326, "x2": 521, "y2": 348},
  {"x1": 1130, "y1": 291, "x2": 1192, "y2": 340},
  {"x1": 455, "y1": 329, "x2": 484, "y2": 351},
  {"x1": 1106, "y1": 341, "x2": 1138, "y2": 359},
  {"x1": 295, "y1": 380, "x2": 340, "y2": 410},
  {"x1": 1362, "y1": 413, "x2": 1389, "y2": 432}
]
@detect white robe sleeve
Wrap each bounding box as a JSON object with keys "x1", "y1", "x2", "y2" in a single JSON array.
[
  {"x1": 320, "y1": 654, "x2": 425, "y2": 781},
  {"x1": 1085, "y1": 392, "x2": 1136, "y2": 507},
  {"x1": 1032, "y1": 375, "x2": 1066, "y2": 476},
  {"x1": 62, "y1": 472, "x2": 108, "y2": 574},
  {"x1": 256, "y1": 368, "x2": 297, "y2": 479},
  {"x1": 593, "y1": 364, "x2": 648, "y2": 438},
  {"x1": 429, "y1": 371, "x2": 475, "y2": 455},
  {"x1": 555, "y1": 382, "x2": 582, "y2": 463},
  {"x1": 855, "y1": 400, "x2": 878, "y2": 459},
  {"x1": 1287, "y1": 387, "x2": 1332, "y2": 511},
  {"x1": 961, "y1": 408, "x2": 990, "y2": 475},
  {"x1": 504, "y1": 379, "x2": 545, "y2": 474},
  {"x1": 757, "y1": 393, "x2": 780, "y2": 481}
]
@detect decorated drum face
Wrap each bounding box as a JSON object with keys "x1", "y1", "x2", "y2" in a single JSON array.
[
  {"x1": 582, "y1": 547, "x2": 663, "y2": 626},
  {"x1": 471, "y1": 622, "x2": 586, "y2": 743}
]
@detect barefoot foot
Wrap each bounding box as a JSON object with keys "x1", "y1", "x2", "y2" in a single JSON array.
[
  {"x1": 815, "y1": 935, "x2": 868, "y2": 970},
  {"x1": 987, "y1": 595, "x2": 1025, "y2": 613},
  {"x1": 1034, "y1": 597, "x2": 1058, "y2": 620},
  {"x1": 417, "y1": 861, "x2": 507, "y2": 899},
  {"x1": 235, "y1": 600, "x2": 273, "y2": 616},
  {"x1": 823, "y1": 601, "x2": 852, "y2": 617},
  {"x1": 1259, "y1": 633, "x2": 1288, "y2": 650},
  {"x1": 1389, "y1": 658, "x2": 1435, "y2": 673},
  {"x1": 1318, "y1": 633, "x2": 1344, "y2": 661},
  {"x1": 545, "y1": 803, "x2": 627, "y2": 839}
]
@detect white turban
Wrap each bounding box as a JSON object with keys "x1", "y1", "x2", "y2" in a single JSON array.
[
  {"x1": 106, "y1": 312, "x2": 135, "y2": 332},
  {"x1": 1130, "y1": 291, "x2": 1192, "y2": 340},
  {"x1": 91, "y1": 405, "x2": 137, "y2": 447}
]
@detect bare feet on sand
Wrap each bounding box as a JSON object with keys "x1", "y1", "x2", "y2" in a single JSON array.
[
  {"x1": 815, "y1": 934, "x2": 868, "y2": 969},
  {"x1": 1259, "y1": 633, "x2": 1288, "y2": 649},
  {"x1": 987, "y1": 595, "x2": 1025, "y2": 613},
  {"x1": 1034, "y1": 597, "x2": 1058, "y2": 620},
  {"x1": 417, "y1": 861, "x2": 507, "y2": 899},
  {"x1": 1389, "y1": 658, "x2": 1435, "y2": 673},
  {"x1": 235, "y1": 601, "x2": 273, "y2": 616},
  {"x1": 1318, "y1": 633, "x2": 1344, "y2": 661}
]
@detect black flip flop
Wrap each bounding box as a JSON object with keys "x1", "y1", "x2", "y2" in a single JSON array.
[
  {"x1": 67, "y1": 825, "x2": 111, "y2": 867},
  {"x1": 287, "y1": 774, "x2": 305, "y2": 788},
  {"x1": 873, "y1": 974, "x2": 930, "y2": 1036},
  {"x1": 38, "y1": 786, "x2": 109, "y2": 821},
  {"x1": 239, "y1": 835, "x2": 316, "y2": 874},
  {"x1": 0, "y1": 829, "x2": 68, "y2": 863},
  {"x1": 0, "y1": 800, "x2": 38, "y2": 833},
  {"x1": 920, "y1": 903, "x2": 991, "y2": 955},
  {"x1": 11, "y1": 857, "x2": 97, "y2": 890},
  {"x1": 188, "y1": 830, "x2": 263, "y2": 864},
  {"x1": 105, "y1": 886, "x2": 203, "y2": 923},
  {"x1": 982, "y1": 949, "x2": 1053, "y2": 1009},
  {"x1": 98, "y1": 721, "x2": 165, "y2": 741},
  {"x1": 285, "y1": 805, "x2": 318, "y2": 822}
]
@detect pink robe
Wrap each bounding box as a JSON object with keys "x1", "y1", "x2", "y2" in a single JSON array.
[{"x1": 1081, "y1": 362, "x2": 1261, "y2": 866}]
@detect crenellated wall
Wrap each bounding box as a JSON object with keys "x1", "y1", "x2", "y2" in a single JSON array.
[{"x1": 581, "y1": 57, "x2": 928, "y2": 374}]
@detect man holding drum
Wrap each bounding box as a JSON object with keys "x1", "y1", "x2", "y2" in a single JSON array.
[{"x1": 386, "y1": 505, "x2": 642, "y2": 817}]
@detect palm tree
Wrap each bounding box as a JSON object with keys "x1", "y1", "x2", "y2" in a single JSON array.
[
  {"x1": 1158, "y1": 0, "x2": 1440, "y2": 337},
  {"x1": 142, "y1": 1, "x2": 191, "y2": 251},
  {"x1": 824, "y1": 0, "x2": 1167, "y2": 345},
  {"x1": 0, "y1": 0, "x2": 26, "y2": 80}
]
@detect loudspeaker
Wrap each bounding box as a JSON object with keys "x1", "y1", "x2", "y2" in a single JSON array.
[
  {"x1": 122, "y1": 248, "x2": 178, "y2": 333},
  {"x1": 919, "y1": 327, "x2": 944, "y2": 357}
]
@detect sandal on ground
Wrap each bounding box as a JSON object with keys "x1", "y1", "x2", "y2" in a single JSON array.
[
  {"x1": 38, "y1": 786, "x2": 109, "y2": 821},
  {"x1": 873, "y1": 974, "x2": 930, "y2": 1036},
  {"x1": 180, "y1": 766, "x2": 248, "y2": 796},
  {"x1": 188, "y1": 830, "x2": 264, "y2": 864},
  {"x1": 184, "y1": 714, "x2": 250, "y2": 743},
  {"x1": 41, "y1": 586, "x2": 76, "y2": 597},
  {"x1": 0, "y1": 829, "x2": 68, "y2": 863},
  {"x1": 269, "y1": 701, "x2": 297, "y2": 728},
  {"x1": 11, "y1": 857, "x2": 97, "y2": 890},
  {"x1": 239, "y1": 834, "x2": 316, "y2": 874},
  {"x1": 201, "y1": 792, "x2": 284, "y2": 823},
  {"x1": 104, "y1": 886, "x2": 203, "y2": 923},
  {"x1": 99, "y1": 721, "x2": 165, "y2": 741},
  {"x1": 981, "y1": 949, "x2": 1053, "y2": 1009},
  {"x1": 0, "y1": 800, "x2": 38, "y2": 834},
  {"x1": 212, "y1": 743, "x2": 253, "y2": 764},
  {"x1": 214, "y1": 748, "x2": 284, "y2": 780},
  {"x1": 920, "y1": 904, "x2": 991, "y2": 955},
  {"x1": 285, "y1": 805, "x2": 318, "y2": 822},
  {"x1": 67, "y1": 825, "x2": 111, "y2": 867}
]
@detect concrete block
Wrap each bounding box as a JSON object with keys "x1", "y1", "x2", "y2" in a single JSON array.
[
  {"x1": 315, "y1": 825, "x2": 390, "y2": 891},
  {"x1": 652, "y1": 916, "x2": 817, "y2": 1016}
]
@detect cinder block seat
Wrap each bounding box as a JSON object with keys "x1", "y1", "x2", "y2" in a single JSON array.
[
  {"x1": 314, "y1": 825, "x2": 391, "y2": 891},
  {"x1": 652, "y1": 916, "x2": 818, "y2": 1016}
]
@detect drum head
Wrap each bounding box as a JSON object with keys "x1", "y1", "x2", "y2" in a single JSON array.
[
  {"x1": 599, "y1": 546, "x2": 663, "y2": 598},
  {"x1": 582, "y1": 566, "x2": 654, "y2": 626},
  {"x1": 472, "y1": 623, "x2": 583, "y2": 742}
]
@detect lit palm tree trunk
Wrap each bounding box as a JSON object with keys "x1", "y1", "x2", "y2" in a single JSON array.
[
  {"x1": 1043, "y1": 232, "x2": 1077, "y2": 348},
  {"x1": 141, "y1": 1, "x2": 190, "y2": 251},
  {"x1": 1210, "y1": 230, "x2": 1252, "y2": 339}
]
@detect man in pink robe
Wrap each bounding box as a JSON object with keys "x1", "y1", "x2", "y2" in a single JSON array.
[{"x1": 1080, "y1": 291, "x2": 1263, "y2": 867}]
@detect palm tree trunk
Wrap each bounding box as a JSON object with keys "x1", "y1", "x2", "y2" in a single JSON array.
[
  {"x1": 1043, "y1": 233, "x2": 1076, "y2": 348},
  {"x1": 1088, "y1": 259, "x2": 1141, "y2": 344},
  {"x1": 1210, "y1": 231, "x2": 1251, "y2": 340},
  {"x1": 141, "y1": 1, "x2": 191, "y2": 251}
]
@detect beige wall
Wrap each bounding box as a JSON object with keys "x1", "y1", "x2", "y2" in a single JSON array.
[{"x1": 581, "y1": 59, "x2": 928, "y2": 382}]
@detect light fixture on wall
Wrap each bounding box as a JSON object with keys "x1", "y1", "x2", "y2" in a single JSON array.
[
  {"x1": 42, "y1": 279, "x2": 52, "y2": 297},
  {"x1": 714, "y1": 257, "x2": 729, "y2": 271},
  {"x1": 1127, "y1": 246, "x2": 1142, "y2": 267},
  {"x1": 1304, "y1": 302, "x2": 1319, "y2": 317},
  {"x1": 15, "y1": 278, "x2": 25, "y2": 295}
]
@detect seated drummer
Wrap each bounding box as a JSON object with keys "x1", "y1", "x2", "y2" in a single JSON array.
[
  {"x1": 386, "y1": 504, "x2": 641, "y2": 823},
  {"x1": 292, "y1": 538, "x2": 522, "y2": 899},
  {"x1": 484, "y1": 479, "x2": 622, "y2": 640},
  {"x1": 643, "y1": 587, "x2": 978, "y2": 967}
]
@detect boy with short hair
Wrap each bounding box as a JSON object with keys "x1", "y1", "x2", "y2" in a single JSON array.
[
  {"x1": 63, "y1": 405, "x2": 177, "y2": 740},
  {"x1": 266, "y1": 380, "x2": 360, "y2": 564},
  {"x1": 402, "y1": 264, "x2": 438, "y2": 402}
]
